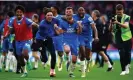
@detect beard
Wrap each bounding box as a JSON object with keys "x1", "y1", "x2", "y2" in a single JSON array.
[{"x1": 78, "y1": 13, "x2": 84, "y2": 18}]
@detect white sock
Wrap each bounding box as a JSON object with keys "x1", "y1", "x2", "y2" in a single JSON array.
[
  {"x1": 12, "y1": 55, "x2": 17, "y2": 72},
  {"x1": 77, "y1": 57, "x2": 81, "y2": 64},
  {"x1": 5, "y1": 55, "x2": 10, "y2": 70},
  {"x1": 127, "y1": 64, "x2": 131, "y2": 68},
  {"x1": 55, "y1": 51, "x2": 58, "y2": 64},
  {"x1": 34, "y1": 60, "x2": 38, "y2": 68},
  {"x1": 9, "y1": 57, "x2": 13, "y2": 70},
  {"x1": 0, "y1": 56, "x2": 2, "y2": 69},
  {"x1": 69, "y1": 62, "x2": 76, "y2": 74},
  {"x1": 57, "y1": 56, "x2": 60, "y2": 67},
  {"x1": 69, "y1": 52, "x2": 72, "y2": 62},
  {"x1": 125, "y1": 65, "x2": 129, "y2": 71},
  {"x1": 1, "y1": 55, "x2": 5, "y2": 64},
  {"x1": 107, "y1": 61, "x2": 112, "y2": 68},
  {"x1": 80, "y1": 60, "x2": 85, "y2": 73},
  {"x1": 10, "y1": 55, "x2": 17, "y2": 71},
  {"x1": 0, "y1": 55, "x2": 5, "y2": 69},
  {"x1": 24, "y1": 66, "x2": 27, "y2": 73},
  {"x1": 86, "y1": 59, "x2": 91, "y2": 70},
  {"x1": 5, "y1": 51, "x2": 13, "y2": 70}
]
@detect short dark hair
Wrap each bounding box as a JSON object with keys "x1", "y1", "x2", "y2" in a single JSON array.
[
  {"x1": 116, "y1": 4, "x2": 124, "y2": 10},
  {"x1": 43, "y1": 8, "x2": 52, "y2": 15},
  {"x1": 32, "y1": 14, "x2": 39, "y2": 19},
  {"x1": 93, "y1": 10, "x2": 100, "y2": 17},
  {"x1": 52, "y1": 6, "x2": 60, "y2": 14},
  {"x1": 66, "y1": 7, "x2": 73, "y2": 10},
  {"x1": 7, "y1": 11, "x2": 14, "y2": 18},
  {"x1": 78, "y1": 7, "x2": 85, "y2": 11},
  {"x1": 43, "y1": 7, "x2": 47, "y2": 13},
  {"x1": 15, "y1": 5, "x2": 25, "y2": 13}
]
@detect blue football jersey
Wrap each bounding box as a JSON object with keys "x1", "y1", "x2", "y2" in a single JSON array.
[
  {"x1": 73, "y1": 14, "x2": 94, "y2": 37},
  {"x1": 60, "y1": 19, "x2": 78, "y2": 40},
  {"x1": 36, "y1": 18, "x2": 60, "y2": 40}
]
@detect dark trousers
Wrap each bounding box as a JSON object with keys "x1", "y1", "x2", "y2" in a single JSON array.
[
  {"x1": 36, "y1": 37, "x2": 56, "y2": 69},
  {"x1": 116, "y1": 39, "x2": 132, "y2": 71}
]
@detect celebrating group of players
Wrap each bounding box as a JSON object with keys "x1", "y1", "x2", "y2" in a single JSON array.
[{"x1": 0, "y1": 4, "x2": 123, "y2": 78}]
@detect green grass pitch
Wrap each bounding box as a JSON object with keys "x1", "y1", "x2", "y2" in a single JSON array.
[{"x1": 0, "y1": 61, "x2": 133, "y2": 80}]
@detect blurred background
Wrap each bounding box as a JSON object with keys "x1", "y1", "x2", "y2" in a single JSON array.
[
  {"x1": 0, "y1": 1, "x2": 133, "y2": 60},
  {"x1": 0, "y1": 1, "x2": 133, "y2": 21}
]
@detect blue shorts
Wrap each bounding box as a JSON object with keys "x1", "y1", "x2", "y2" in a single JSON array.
[
  {"x1": 15, "y1": 40, "x2": 32, "y2": 56},
  {"x1": 79, "y1": 35, "x2": 92, "y2": 50},
  {"x1": 2, "y1": 37, "x2": 9, "y2": 53},
  {"x1": 63, "y1": 39, "x2": 79, "y2": 56},
  {"x1": 53, "y1": 35, "x2": 63, "y2": 51}
]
